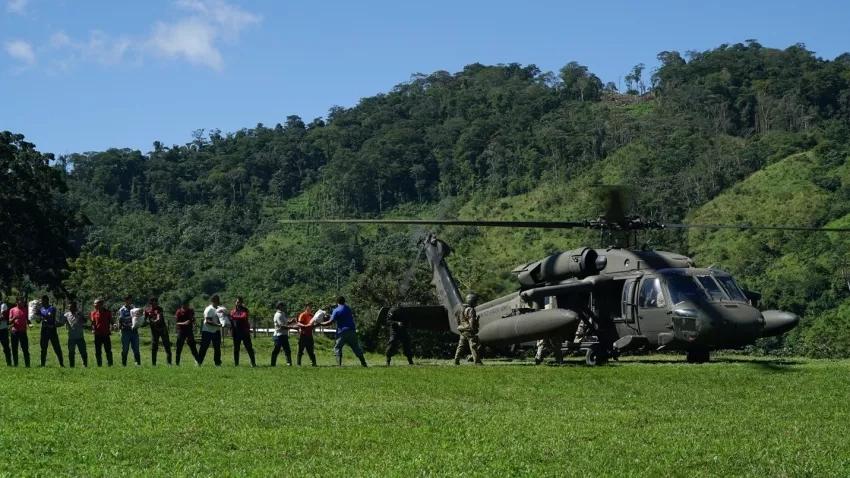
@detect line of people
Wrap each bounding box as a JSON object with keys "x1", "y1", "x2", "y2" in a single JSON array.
[{"x1": 0, "y1": 293, "x2": 370, "y2": 368}]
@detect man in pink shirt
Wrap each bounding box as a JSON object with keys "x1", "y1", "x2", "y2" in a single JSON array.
[{"x1": 8, "y1": 296, "x2": 32, "y2": 367}]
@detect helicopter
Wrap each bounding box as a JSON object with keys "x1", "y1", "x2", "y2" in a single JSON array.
[{"x1": 281, "y1": 188, "x2": 850, "y2": 365}]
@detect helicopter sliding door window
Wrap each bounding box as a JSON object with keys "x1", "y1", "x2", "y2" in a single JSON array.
[
  {"x1": 638, "y1": 278, "x2": 666, "y2": 308},
  {"x1": 621, "y1": 279, "x2": 637, "y2": 323}
]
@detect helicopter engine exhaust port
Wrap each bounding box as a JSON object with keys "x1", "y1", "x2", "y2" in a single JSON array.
[{"x1": 516, "y1": 248, "x2": 603, "y2": 286}]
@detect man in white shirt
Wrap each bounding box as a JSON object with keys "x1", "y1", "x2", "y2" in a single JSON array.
[
  {"x1": 0, "y1": 294, "x2": 11, "y2": 366},
  {"x1": 271, "y1": 301, "x2": 293, "y2": 366},
  {"x1": 198, "y1": 294, "x2": 223, "y2": 366}
]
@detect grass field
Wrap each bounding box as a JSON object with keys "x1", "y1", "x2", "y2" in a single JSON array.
[{"x1": 1, "y1": 331, "x2": 848, "y2": 477}]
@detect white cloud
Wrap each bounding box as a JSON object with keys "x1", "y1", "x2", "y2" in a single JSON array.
[
  {"x1": 145, "y1": 0, "x2": 261, "y2": 70},
  {"x1": 29, "y1": 0, "x2": 261, "y2": 74},
  {"x1": 147, "y1": 17, "x2": 223, "y2": 70},
  {"x1": 5, "y1": 39, "x2": 35, "y2": 64},
  {"x1": 46, "y1": 30, "x2": 133, "y2": 71},
  {"x1": 6, "y1": 0, "x2": 29, "y2": 15}
]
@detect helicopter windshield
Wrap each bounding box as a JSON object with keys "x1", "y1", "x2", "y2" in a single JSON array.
[
  {"x1": 714, "y1": 275, "x2": 748, "y2": 302},
  {"x1": 695, "y1": 275, "x2": 727, "y2": 301},
  {"x1": 665, "y1": 275, "x2": 707, "y2": 304}
]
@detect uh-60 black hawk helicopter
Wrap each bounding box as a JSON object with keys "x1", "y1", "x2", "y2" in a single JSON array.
[{"x1": 282, "y1": 189, "x2": 850, "y2": 365}]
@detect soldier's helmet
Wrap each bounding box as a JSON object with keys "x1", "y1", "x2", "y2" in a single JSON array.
[{"x1": 465, "y1": 293, "x2": 478, "y2": 307}]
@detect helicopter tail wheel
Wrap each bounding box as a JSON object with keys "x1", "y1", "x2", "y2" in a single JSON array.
[
  {"x1": 686, "y1": 348, "x2": 710, "y2": 364},
  {"x1": 585, "y1": 344, "x2": 609, "y2": 366}
]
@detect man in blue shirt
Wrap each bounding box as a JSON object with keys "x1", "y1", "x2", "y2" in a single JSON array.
[
  {"x1": 38, "y1": 295, "x2": 64, "y2": 367},
  {"x1": 317, "y1": 296, "x2": 367, "y2": 367}
]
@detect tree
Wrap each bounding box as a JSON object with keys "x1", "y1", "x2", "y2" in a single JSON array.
[{"x1": 0, "y1": 132, "x2": 85, "y2": 293}]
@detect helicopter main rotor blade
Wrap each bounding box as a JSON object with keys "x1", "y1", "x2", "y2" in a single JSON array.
[
  {"x1": 662, "y1": 223, "x2": 850, "y2": 232},
  {"x1": 279, "y1": 219, "x2": 591, "y2": 229},
  {"x1": 279, "y1": 218, "x2": 850, "y2": 232}
]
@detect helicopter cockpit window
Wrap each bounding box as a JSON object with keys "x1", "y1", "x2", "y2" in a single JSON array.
[
  {"x1": 714, "y1": 275, "x2": 747, "y2": 302},
  {"x1": 695, "y1": 276, "x2": 727, "y2": 301},
  {"x1": 639, "y1": 278, "x2": 666, "y2": 308},
  {"x1": 666, "y1": 275, "x2": 706, "y2": 304}
]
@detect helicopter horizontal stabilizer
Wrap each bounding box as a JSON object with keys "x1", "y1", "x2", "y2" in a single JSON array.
[
  {"x1": 377, "y1": 305, "x2": 452, "y2": 332},
  {"x1": 477, "y1": 308, "x2": 581, "y2": 347}
]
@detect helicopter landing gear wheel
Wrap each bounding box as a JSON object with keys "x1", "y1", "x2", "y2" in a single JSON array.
[
  {"x1": 585, "y1": 344, "x2": 609, "y2": 366},
  {"x1": 686, "y1": 348, "x2": 710, "y2": 364}
]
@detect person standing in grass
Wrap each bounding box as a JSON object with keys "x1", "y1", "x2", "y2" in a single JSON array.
[
  {"x1": 454, "y1": 293, "x2": 482, "y2": 366},
  {"x1": 39, "y1": 295, "x2": 64, "y2": 367},
  {"x1": 0, "y1": 293, "x2": 11, "y2": 366},
  {"x1": 9, "y1": 296, "x2": 32, "y2": 367},
  {"x1": 174, "y1": 298, "x2": 200, "y2": 366},
  {"x1": 230, "y1": 297, "x2": 256, "y2": 367},
  {"x1": 296, "y1": 302, "x2": 317, "y2": 367},
  {"x1": 90, "y1": 298, "x2": 114, "y2": 367},
  {"x1": 118, "y1": 295, "x2": 141, "y2": 366},
  {"x1": 316, "y1": 296, "x2": 367, "y2": 367},
  {"x1": 270, "y1": 301, "x2": 293, "y2": 366},
  {"x1": 64, "y1": 300, "x2": 88, "y2": 367},
  {"x1": 198, "y1": 295, "x2": 223, "y2": 366},
  {"x1": 146, "y1": 296, "x2": 172, "y2": 366},
  {"x1": 385, "y1": 301, "x2": 414, "y2": 366}
]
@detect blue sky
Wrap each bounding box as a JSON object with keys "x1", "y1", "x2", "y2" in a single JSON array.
[{"x1": 2, "y1": 0, "x2": 849, "y2": 156}]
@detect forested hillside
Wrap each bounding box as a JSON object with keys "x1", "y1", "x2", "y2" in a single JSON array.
[{"x1": 4, "y1": 39, "x2": 850, "y2": 357}]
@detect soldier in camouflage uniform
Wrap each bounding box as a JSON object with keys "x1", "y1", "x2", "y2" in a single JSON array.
[
  {"x1": 385, "y1": 301, "x2": 414, "y2": 366},
  {"x1": 454, "y1": 293, "x2": 482, "y2": 365},
  {"x1": 535, "y1": 337, "x2": 563, "y2": 365}
]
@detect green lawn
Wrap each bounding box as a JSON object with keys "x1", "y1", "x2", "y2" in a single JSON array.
[{"x1": 0, "y1": 331, "x2": 848, "y2": 477}]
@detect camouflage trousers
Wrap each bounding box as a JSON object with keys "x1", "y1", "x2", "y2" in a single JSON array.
[
  {"x1": 455, "y1": 332, "x2": 482, "y2": 364},
  {"x1": 535, "y1": 337, "x2": 563, "y2": 364}
]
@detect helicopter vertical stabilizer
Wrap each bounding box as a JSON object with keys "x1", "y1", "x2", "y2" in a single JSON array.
[{"x1": 420, "y1": 233, "x2": 463, "y2": 334}]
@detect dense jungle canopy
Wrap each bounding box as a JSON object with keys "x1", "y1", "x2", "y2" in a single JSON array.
[{"x1": 4, "y1": 39, "x2": 850, "y2": 357}]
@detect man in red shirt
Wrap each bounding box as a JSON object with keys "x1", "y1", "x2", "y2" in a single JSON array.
[
  {"x1": 90, "y1": 298, "x2": 114, "y2": 367},
  {"x1": 174, "y1": 298, "x2": 200, "y2": 366},
  {"x1": 230, "y1": 296, "x2": 256, "y2": 367},
  {"x1": 9, "y1": 296, "x2": 32, "y2": 367},
  {"x1": 296, "y1": 302, "x2": 317, "y2": 366}
]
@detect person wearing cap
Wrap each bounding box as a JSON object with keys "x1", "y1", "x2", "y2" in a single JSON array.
[
  {"x1": 0, "y1": 292, "x2": 11, "y2": 366},
  {"x1": 146, "y1": 296, "x2": 172, "y2": 366},
  {"x1": 295, "y1": 302, "x2": 317, "y2": 366},
  {"x1": 385, "y1": 300, "x2": 414, "y2": 366},
  {"x1": 90, "y1": 298, "x2": 114, "y2": 367},
  {"x1": 64, "y1": 300, "x2": 88, "y2": 367},
  {"x1": 174, "y1": 298, "x2": 200, "y2": 366},
  {"x1": 117, "y1": 295, "x2": 140, "y2": 366},
  {"x1": 230, "y1": 297, "x2": 256, "y2": 367},
  {"x1": 198, "y1": 295, "x2": 223, "y2": 366},
  {"x1": 38, "y1": 295, "x2": 64, "y2": 367},
  {"x1": 270, "y1": 301, "x2": 293, "y2": 366},
  {"x1": 316, "y1": 296, "x2": 367, "y2": 367},
  {"x1": 9, "y1": 296, "x2": 32, "y2": 367}
]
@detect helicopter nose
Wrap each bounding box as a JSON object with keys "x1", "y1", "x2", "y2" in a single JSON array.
[
  {"x1": 709, "y1": 304, "x2": 765, "y2": 340},
  {"x1": 695, "y1": 303, "x2": 764, "y2": 344}
]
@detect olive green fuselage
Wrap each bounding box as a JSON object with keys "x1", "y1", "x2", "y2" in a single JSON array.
[{"x1": 421, "y1": 235, "x2": 799, "y2": 356}]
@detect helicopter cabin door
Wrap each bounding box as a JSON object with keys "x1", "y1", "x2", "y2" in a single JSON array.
[
  {"x1": 636, "y1": 276, "x2": 671, "y2": 344},
  {"x1": 618, "y1": 278, "x2": 639, "y2": 332}
]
